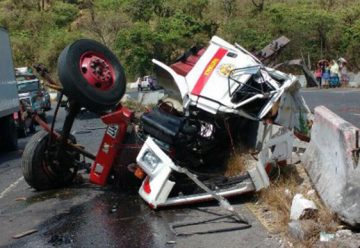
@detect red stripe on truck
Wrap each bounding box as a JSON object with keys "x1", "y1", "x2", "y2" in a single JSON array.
[{"x1": 191, "y1": 48, "x2": 227, "y2": 95}]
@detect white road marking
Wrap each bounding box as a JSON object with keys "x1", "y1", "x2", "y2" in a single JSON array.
[
  {"x1": 351, "y1": 113, "x2": 360, "y2": 116},
  {"x1": 0, "y1": 177, "x2": 24, "y2": 199}
]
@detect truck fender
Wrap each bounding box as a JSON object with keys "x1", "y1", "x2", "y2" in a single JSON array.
[{"x1": 152, "y1": 59, "x2": 188, "y2": 101}]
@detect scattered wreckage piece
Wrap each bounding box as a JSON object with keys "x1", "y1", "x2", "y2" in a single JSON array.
[
  {"x1": 290, "y1": 194, "x2": 318, "y2": 221},
  {"x1": 136, "y1": 136, "x2": 255, "y2": 208},
  {"x1": 135, "y1": 126, "x2": 296, "y2": 209},
  {"x1": 21, "y1": 36, "x2": 313, "y2": 219},
  {"x1": 170, "y1": 213, "x2": 251, "y2": 236},
  {"x1": 12, "y1": 229, "x2": 38, "y2": 239},
  {"x1": 254, "y1": 36, "x2": 290, "y2": 63},
  {"x1": 303, "y1": 106, "x2": 360, "y2": 227},
  {"x1": 137, "y1": 137, "x2": 252, "y2": 232}
]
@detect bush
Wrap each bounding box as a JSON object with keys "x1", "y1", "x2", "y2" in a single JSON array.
[
  {"x1": 3, "y1": 0, "x2": 360, "y2": 74},
  {"x1": 52, "y1": 2, "x2": 79, "y2": 27}
]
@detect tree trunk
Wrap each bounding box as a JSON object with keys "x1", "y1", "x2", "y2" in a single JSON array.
[{"x1": 251, "y1": 0, "x2": 264, "y2": 12}]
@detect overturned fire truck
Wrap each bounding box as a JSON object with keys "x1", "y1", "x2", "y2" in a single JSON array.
[{"x1": 22, "y1": 36, "x2": 312, "y2": 212}]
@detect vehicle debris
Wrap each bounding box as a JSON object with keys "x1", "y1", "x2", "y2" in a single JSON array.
[
  {"x1": 170, "y1": 214, "x2": 251, "y2": 236},
  {"x1": 336, "y1": 229, "x2": 353, "y2": 238},
  {"x1": 290, "y1": 194, "x2": 318, "y2": 221},
  {"x1": 15, "y1": 197, "x2": 27, "y2": 201},
  {"x1": 12, "y1": 229, "x2": 38, "y2": 239},
  {"x1": 319, "y1": 231, "x2": 335, "y2": 242},
  {"x1": 19, "y1": 36, "x2": 313, "y2": 228}
]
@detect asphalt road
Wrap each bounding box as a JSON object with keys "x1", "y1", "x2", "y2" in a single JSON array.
[
  {"x1": 301, "y1": 88, "x2": 360, "y2": 128},
  {"x1": 0, "y1": 88, "x2": 359, "y2": 247},
  {"x1": 0, "y1": 106, "x2": 280, "y2": 248}
]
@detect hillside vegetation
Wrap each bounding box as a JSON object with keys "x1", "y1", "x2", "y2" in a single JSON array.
[{"x1": 1, "y1": 0, "x2": 360, "y2": 79}]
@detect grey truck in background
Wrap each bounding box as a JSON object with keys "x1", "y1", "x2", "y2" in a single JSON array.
[{"x1": 0, "y1": 27, "x2": 20, "y2": 150}]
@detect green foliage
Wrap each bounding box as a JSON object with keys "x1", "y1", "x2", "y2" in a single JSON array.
[
  {"x1": 116, "y1": 22, "x2": 158, "y2": 76},
  {"x1": 115, "y1": 0, "x2": 217, "y2": 77},
  {"x1": 124, "y1": 0, "x2": 161, "y2": 22},
  {"x1": 95, "y1": 0, "x2": 123, "y2": 10},
  {"x1": 221, "y1": 19, "x2": 272, "y2": 51},
  {"x1": 38, "y1": 29, "x2": 82, "y2": 68},
  {"x1": 261, "y1": 4, "x2": 340, "y2": 62},
  {"x1": 2, "y1": 0, "x2": 360, "y2": 79},
  {"x1": 0, "y1": 0, "x2": 81, "y2": 71},
  {"x1": 52, "y1": 2, "x2": 79, "y2": 27}
]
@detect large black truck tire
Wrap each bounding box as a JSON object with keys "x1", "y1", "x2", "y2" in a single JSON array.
[
  {"x1": 22, "y1": 130, "x2": 78, "y2": 190},
  {"x1": 0, "y1": 115, "x2": 18, "y2": 151},
  {"x1": 57, "y1": 39, "x2": 126, "y2": 113}
]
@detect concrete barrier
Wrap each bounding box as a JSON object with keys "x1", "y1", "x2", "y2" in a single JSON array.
[
  {"x1": 348, "y1": 72, "x2": 360, "y2": 88},
  {"x1": 302, "y1": 106, "x2": 360, "y2": 227}
]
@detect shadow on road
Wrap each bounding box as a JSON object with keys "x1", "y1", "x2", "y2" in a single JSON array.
[{"x1": 0, "y1": 150, "x2": 22, "y2": 167}]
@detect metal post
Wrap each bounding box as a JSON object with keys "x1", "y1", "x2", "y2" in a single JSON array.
[{"x1": 57, "y1": 100, "x2": 80, "y2": 160}]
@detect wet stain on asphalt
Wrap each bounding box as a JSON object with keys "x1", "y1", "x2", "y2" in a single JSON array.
[
  {"x1": 45, "y1": 191, "x2": 179, "y2": 247},
  {"x1": 26, "y1": 189, "x2": 78, "y2": 204},
  {"x1": 10, "y1": 189, "x2": 182, "y2": 247},
  {"x1": 1, "y1": 188, "x2": 85, "y2": 216}
]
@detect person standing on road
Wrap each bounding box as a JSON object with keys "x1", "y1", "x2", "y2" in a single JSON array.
[
  {"x1": 148, "y1": 76, "x2": 154, "y2": 91},
  {"x1": 314, "y1": 65, "x2": 322, "y2": 88},
  {"x1": 339, "y1": 58, "x2": 349, "y2": 87},
  {"x1": 322, "y1": 60, "x2": 330, "y2": 88},
  {"x1": 136, "y1": 77, "x2": 142, "y2": 92},
  {"x1": 329, "y1": 60, "x2": 340, "y2": 87}
]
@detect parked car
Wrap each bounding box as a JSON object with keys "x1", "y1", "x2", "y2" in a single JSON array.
[
  {"x1": 137, "y1": 75, "x2": 161, "y2": 91},
  {"x1": 15, "y1": 67, "x2": 51, "y2": 113}
]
